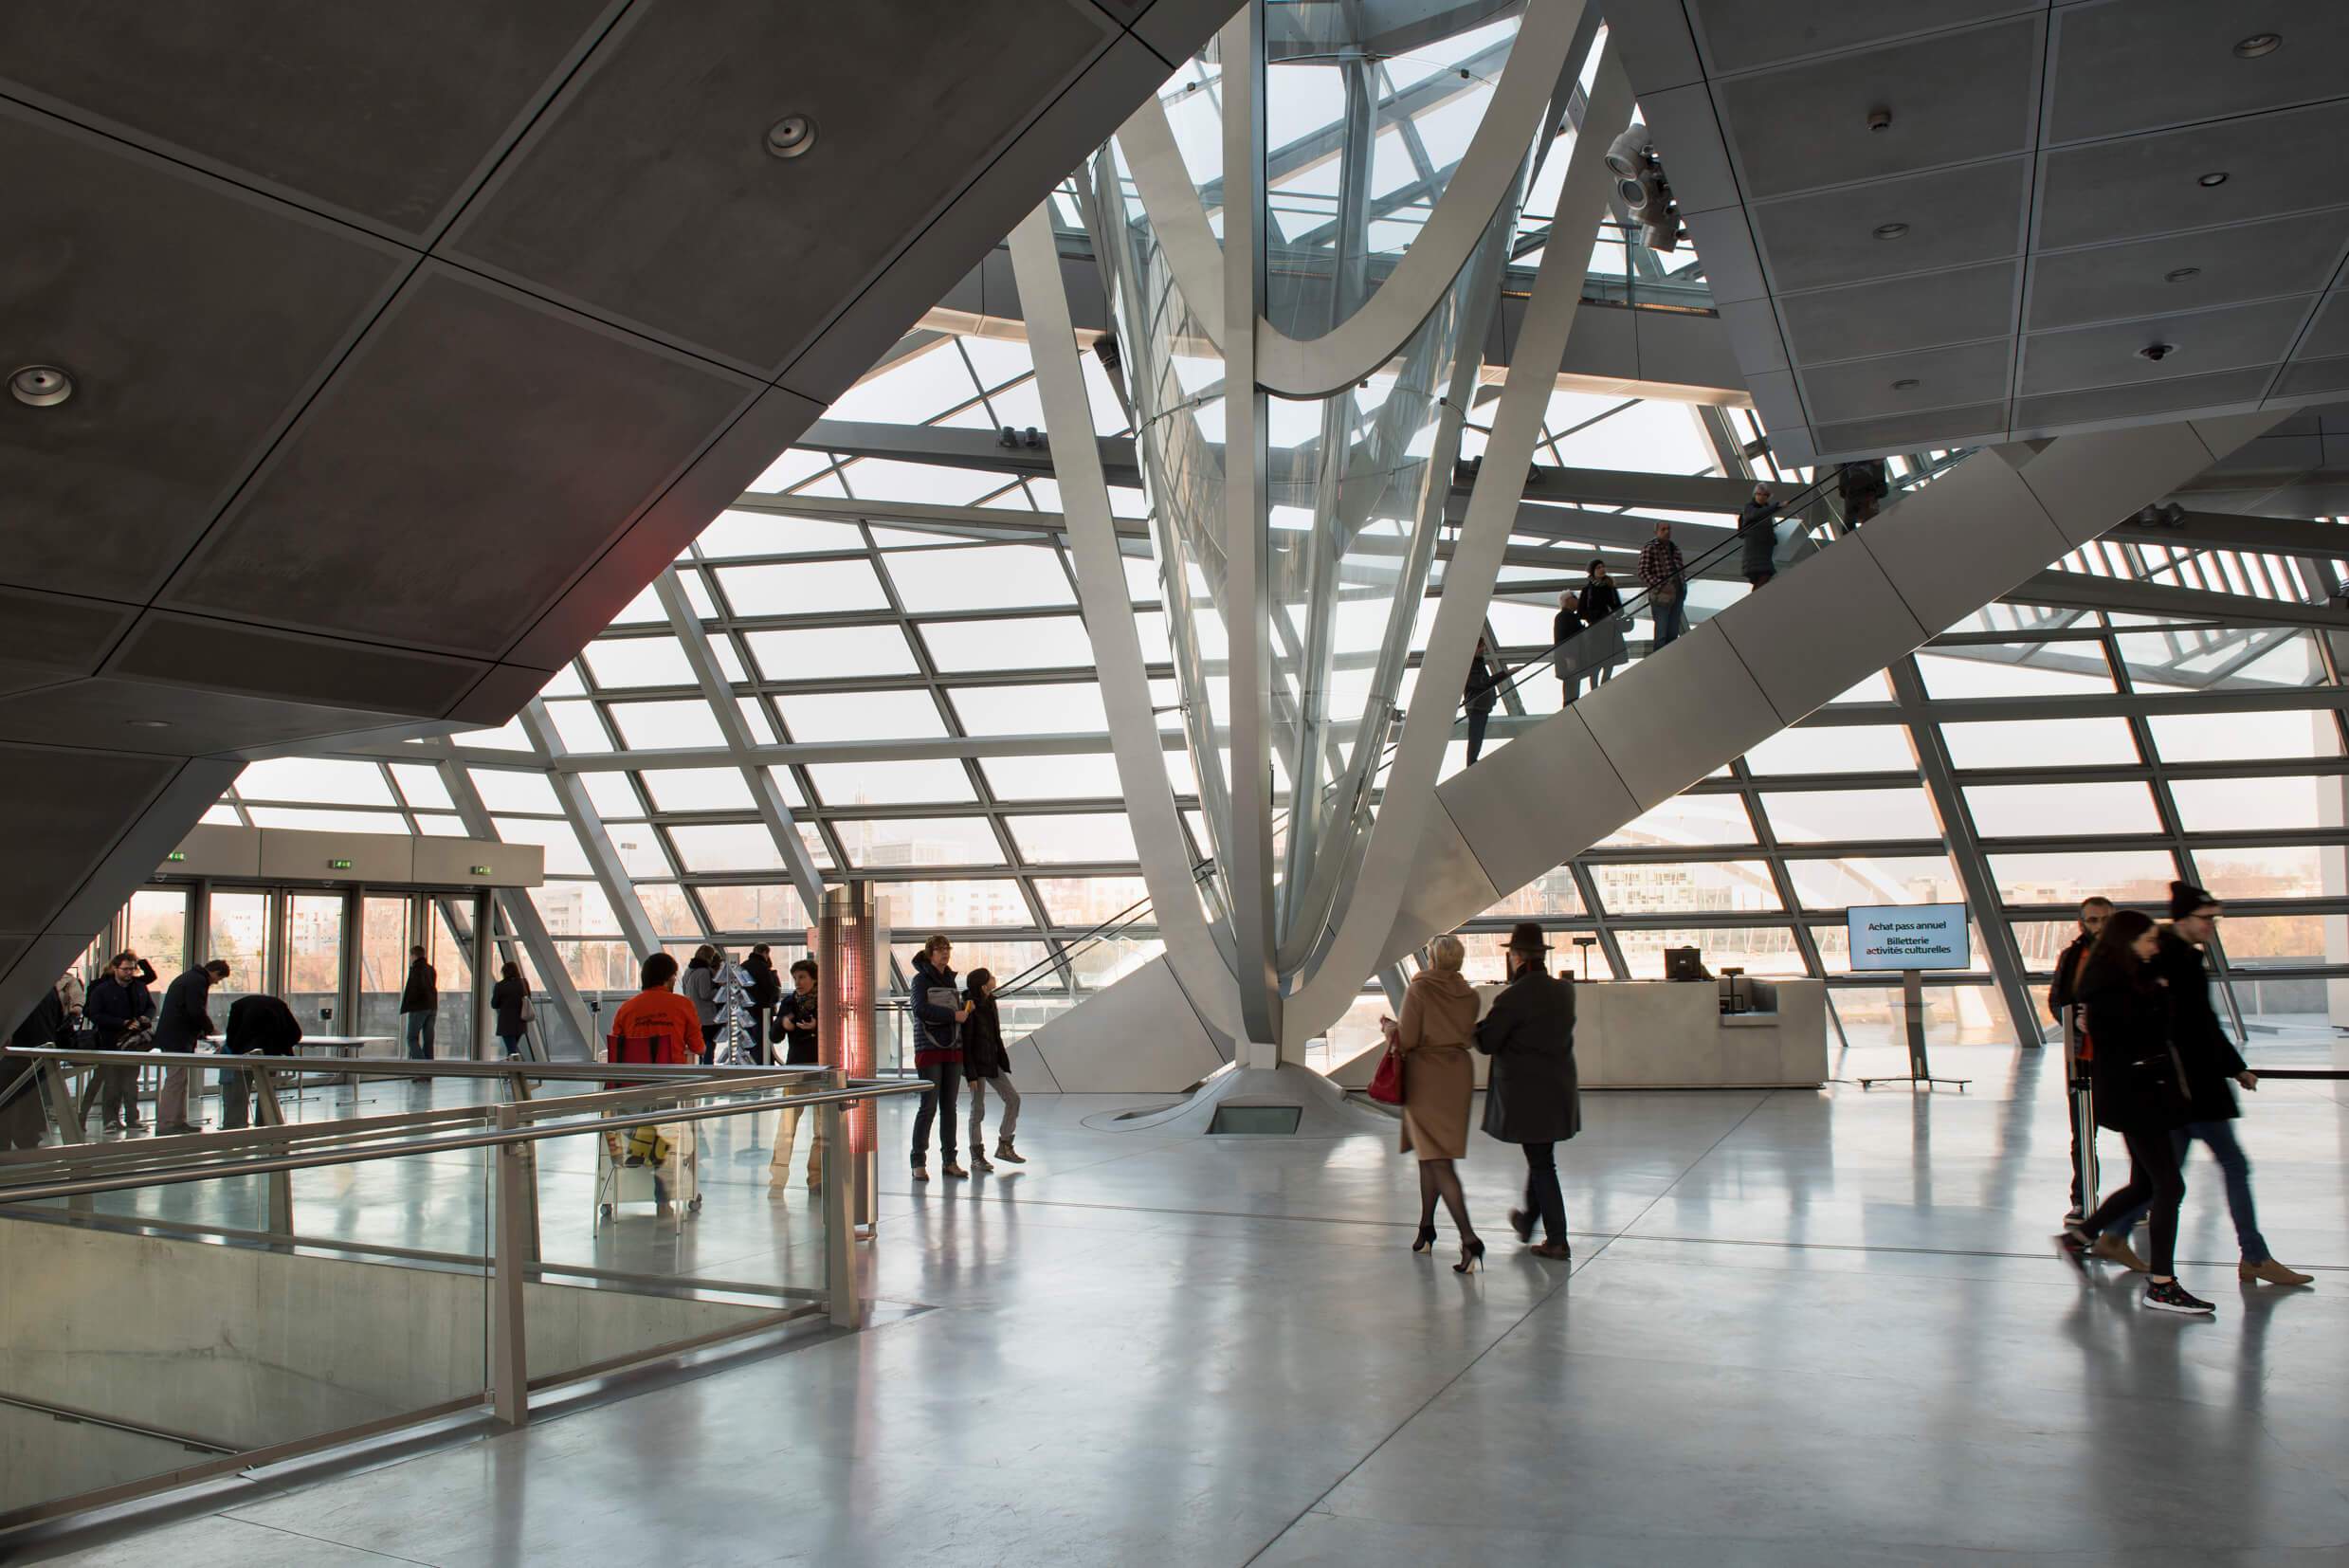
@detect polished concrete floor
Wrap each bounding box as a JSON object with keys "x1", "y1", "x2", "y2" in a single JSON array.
[{"x1": 22, "y1": 1033, "x2": 2349, "y2": 1566}]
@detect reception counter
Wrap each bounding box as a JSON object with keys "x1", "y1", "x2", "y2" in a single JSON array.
[{"x1": 1336, "y1": 977, "x2": 1828, "y2": 1092}]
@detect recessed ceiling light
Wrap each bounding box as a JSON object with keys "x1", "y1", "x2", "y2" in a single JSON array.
[
  {"x1": 2233, "y1": 32, "x2": 2281, "y2": 58},
  {"x1": 2165, "y1": 266, "x2": 2202, "y2": 283},
  {"x1": 1866, "y1": 107, "x2": 1892, "y2": 133},
  {"x1": 2198, "y1": 171, "x2": 2230, "y2": 187},
  {"x1": 127, "y1": 719, "x2": 171, "y2": 729},
  {"x1": 1873, "y1": 222, "x2": 1909, "y2": 240},
  {"x1": 2138, "y1": 342, "x2": 2177, "y2": 362},
  {"x1": 9, "y1": 364, "x2": 72, "y2": 407},
  {"x1": 764, "y1": 115, "x2": 816, "y2": 159},
  {"x1": 1891, "y1": 378, "x2": 1921, "y2": 391}
]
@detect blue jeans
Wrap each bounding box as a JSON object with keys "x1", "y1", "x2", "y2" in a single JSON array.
[
  {"x1": 1651, "y1": 593, "x2": 1684, "y2": 648},
  {"x1": 2105, "y1": 1120, "x2": 2271, "y2": 1263},
  {"x1": 403, "y1": 1011, "x2": 435, "y2": 1061}
]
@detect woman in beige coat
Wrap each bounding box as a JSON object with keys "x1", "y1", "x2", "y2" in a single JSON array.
[{"x1": 1380, "y1": 934, "x2": 1484, "y2": 1273}]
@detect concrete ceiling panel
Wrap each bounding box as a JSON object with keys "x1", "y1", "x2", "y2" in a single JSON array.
[
  {"x1": 157, "y1": 264, "x2": 761, "y2": 658},
  {"x1": 2024, "y1": 214, "x2": 2349, "y2": 333},
  {"x1": 0, "y1": 742, "x2": 176, "y2": 929},
  {"x1": 2296, "y1": 293, "x2": 2349, "y2": 362},
  {"x1": 0, "y1": 677, "x2": 453, "y2": 761},
  {"x1": 1600, "y1": 0, "x2": 1703, "y2": 93},
  {"x1": 2272, "y1": 356, "x2": 2349, "y2": 403},
  {"x1": 0, "y1": 106, "x2": 410, "y2": 601},
  {"x1": 1778, "y1": 261, "x2": 2018, "y2": 365},
  {"x1": 0, "y1": 588, "x2": 137, "y2": 697},
  {"x1": 106, "y1": 613, "x2": 485, "y2": 718},
  {"x1": 0, "y1": 1, "x2": 617, "y2": 239},
  {"x1": 442, "y1": 0, "x2": 1116, "y2": 376},
  {"x1": 2018, "y1": 296, "x2": 2313, "y2": 397},
  {"x1": 1710, "y1": 16, "x2": 2040, "y2": 201},
  {"x1": 1812, "y1": 401, "x2": 2009, "y2": 463},
  {"x1": 1686, "y1": 0, "x2": 2033, "y2": 77},
  {"x1": 1750, "y1": 156, "x2": 2029, "y2": 295},
  {"x1": 2047, "y1": 0, "x2": 2349, "y2": 146},
  {"x1": 1797, "y1": 338, "x2": 2012, "y2": 428},
  {"x1": 2011, "y1": 368, "x2": 2279, "y2": 440},
  {"x1": 2034, "y1": 99, "x2": 2349, "y2": 252}
]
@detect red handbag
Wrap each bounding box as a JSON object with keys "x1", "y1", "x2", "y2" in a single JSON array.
[{"x1": 1367, "y1": 1046, "x2": 1404, "y2": 1105}]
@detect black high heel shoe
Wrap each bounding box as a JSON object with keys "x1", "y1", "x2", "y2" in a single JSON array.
[
  {"x1": 1411, "y1": 1223, "x2": 1438, "y2": 1254},
  {"x1": 1453, "y1": 1237, "x2": 1485, "y2": 1275}
]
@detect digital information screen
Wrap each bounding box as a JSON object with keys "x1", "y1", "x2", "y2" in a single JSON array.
[{"x1": 1847, "y1": 903, "x2": 1970, "y2": 971}]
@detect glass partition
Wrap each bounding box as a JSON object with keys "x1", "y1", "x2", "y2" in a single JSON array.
[
  {"x1": 283, "y1": 892, "x2": 346, "y2": 1033},
  {"x1": 356, "y1": 895, "x2": 411, "y2": 1041}
]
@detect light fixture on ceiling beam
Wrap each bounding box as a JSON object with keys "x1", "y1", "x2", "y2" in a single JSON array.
[
  {"x1": 1610, "y1": 121, "x2": 1681, "y2": 252},
  {"x1": 2165, "y1": 266, "x2": 2202, "y2": 283},
  {"x1": 2233, "y1": 32, "x2": 2281, "y2": 58},
  {"x1": 2138, "y1": 342, "x2": 2176, "y2": 362},
  {"x1": 2198, "y1": 171, "x2": 2230, "y2": 187},
  {"x1": 9, "y1": 364, "x2": 72, "y2": 407},
  {"x1": 764, "y1": 115, "x2": 817, "y2": 159},
  {"x1": 1603, "y1": 122, "x2": 1649, "y2": 179},
  {"x1": 1866, "y1": 106, "x2": 1892, "y2": 133},
  {"x1": 1891, "y1": 378, "x2": 1921, "y2": 391},
  {"x1": 1873, "y1": 222, "x2": 1908, "y2": 240}
]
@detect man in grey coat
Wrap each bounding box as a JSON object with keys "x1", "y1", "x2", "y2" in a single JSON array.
[{"x1": 1476, "y1": 921, "x2": 1579, "y2": 1261}]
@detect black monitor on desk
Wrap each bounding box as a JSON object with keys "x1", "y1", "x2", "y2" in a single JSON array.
[{"x1": 1664, "y1": 946, "x2": 1709, "y2": 981}]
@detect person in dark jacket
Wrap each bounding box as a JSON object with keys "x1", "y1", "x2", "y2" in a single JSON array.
[
  {"x1": 1576, "y1": 560, "x2": 1624, "y2": 696},
  {"x1": 85, "y1": 952, "x2": 156, "y2": 1132},
  {"x1": 1463, "y1": 637, "x2": 1501, "y2": 764},
  {"x1": 2140, "y1": 884, "x2": 2310, "y2": 1286},
  {"x1": 153, "y1": 958, "x2": 229, "y2": 1135},
  {"x1": 1550, "y1": 593, "x2": 1585, "y2": 706},
  {"x1": 2056, "y1": 910, "x2": 2210, "y2": 1314},
  {"x1": 1475, "y1": 921, "x2": 1579, "y2": 1267},
  {"x1": 907, "y1": 936, "x2": 970, "y2": 1180},
  {"x1": 490, "y1": 961, "x2": 532, "y2": 1059},
  {"x1": 960, "y1": 968, "x2": 1023, "y2": 1171},
  {"x1": 219, "y1": 990, "x2": 303, "y2": 1131},
  {"x1": 4, "y1": 983, "x2": 70, "y2": 1149},
  {"x1": 1738, "y1": 483, "x2": 1779, "y2": 590},
  {"x1": 2046, "y1": 896, "x2": 2113, "y2": 1228},
  {"x1": 769, "y1": 958, "x2": 825, "y2": 1193},
  {"x1": 399, "y1": 947, "x2": 438, "y2": 1076},
  {"x1": 683, "y1": 945, "x2": 720, "y2": 1064},
  {"x1": 742, "y1": 944, "x2": 781, "y2": 1067}
]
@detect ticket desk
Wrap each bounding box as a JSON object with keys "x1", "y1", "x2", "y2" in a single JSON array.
[{"x1": 1339, "y1": 977, "x2": 1829, "y2": 1091}]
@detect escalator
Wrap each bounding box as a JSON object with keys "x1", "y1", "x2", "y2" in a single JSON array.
[{"x1": 1017, "y1": 412, "x2": 2285, "y2": 1091}]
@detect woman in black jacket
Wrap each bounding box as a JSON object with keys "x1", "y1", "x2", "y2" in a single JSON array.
[
  {"x1": 742, "y1": 944, "x2": 781, "y2": 1067},
  {"x1": 490, "y1": 962, "x2": 531, "y2": 1058},
  {"x1": 2055, "y1": 910, "x2": 2211, "y2": 1314},
  {"x1": 1575, "y1": 560, "x2": 1624, "y2": 694},
  {"x1": 769, "y1": 959, "x2": 825, "y2": 1192},
  {"x1": 960, "y1": 969, "x2": 1023, "y2": 1170}
]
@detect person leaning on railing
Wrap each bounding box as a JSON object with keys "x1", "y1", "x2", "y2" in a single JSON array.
[{"x1": 219, "y1": 989, "x2": 303, "y2": 1132}]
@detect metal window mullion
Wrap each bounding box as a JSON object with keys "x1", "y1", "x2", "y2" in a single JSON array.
[
  {"x1": 1735, "y1": 758, "x2": 1829, "y2": 983},
  {"x1": 516, "y1": 700, "x2": 667, "y2": 959},
  {"x1": 1565, "y1": 861, "x2": 1628, "y2": 979}
]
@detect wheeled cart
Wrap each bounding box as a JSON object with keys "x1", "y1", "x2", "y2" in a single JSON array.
[{"x1": 594, "y1": 1118, "x2": 700, "y2": 1231}]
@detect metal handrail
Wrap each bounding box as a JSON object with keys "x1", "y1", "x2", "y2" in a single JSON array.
[
  {"x1": 0, "y1": 1077, "x2": 927, "y2": 1207},
  {"x1": 3, "y1": 1045, "x2": 836, "y2": 1084}
]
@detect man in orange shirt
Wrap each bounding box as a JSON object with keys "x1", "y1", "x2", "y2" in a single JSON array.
[{"x1": 606, "y1": 953, "x2": 702, "y2": 1213}]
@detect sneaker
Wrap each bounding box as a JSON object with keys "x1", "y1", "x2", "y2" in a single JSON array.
[
  {"x1": 995, "y1": 1140, "x2": 1026, "y2": 1164},
  {"x1": 912, "y1": 1166, "x2": 930, "y2": 1183},
  {"x1": 942, "y1": 1161, "x2": 969, "y2": 1179},
  {"x1": 2053, "y1": 1231, "x2": 2091, "y2": 1276},
  {"x1": 2143, "y1": 1279, "x2": 2215, "y2": 1316},
  {"x1": 2240, "y1": 1258, "x2": 2315, "y2": 1286},
  {"x1": 2090, "y1": 1233, "x2": 2149, "y2": 1272}
]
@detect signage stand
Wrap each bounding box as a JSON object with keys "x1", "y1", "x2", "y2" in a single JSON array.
[{"x1": 1858, "y1": 970, "x2": 1971, "y2": 1091}]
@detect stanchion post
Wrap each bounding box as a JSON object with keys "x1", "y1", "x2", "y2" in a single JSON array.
[{"x1": 489, "y1": 1101, "x2": 531, "y2": 1427}]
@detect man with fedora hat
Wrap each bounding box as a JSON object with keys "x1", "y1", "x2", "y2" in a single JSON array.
[{"x1": 1476, "y1": 921, "x2": 1581, "y2": 1262}]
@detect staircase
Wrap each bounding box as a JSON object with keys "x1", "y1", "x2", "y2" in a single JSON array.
[{"x1": 1012, "y1": 412, "x2": 2285, "y2": 1093}]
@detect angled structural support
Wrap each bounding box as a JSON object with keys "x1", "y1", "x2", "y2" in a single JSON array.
[
  {"x1": 655, "y1": 568, "x2": 827, "y2": 921},
  {"x1": 517, "y1": 699, "x2": 668, "y2": 960},
  {"x1": 430, "y1": 739, "x2": 595, "y2": 1057}
]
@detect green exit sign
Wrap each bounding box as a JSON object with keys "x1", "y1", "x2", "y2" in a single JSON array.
[
  {"x1": 328, "y1": 858, "x2": 354, "y2": 870},
  {"x1": 470, "y1": 865, "x2": 492, "y2": 877},
  {"x1": 166, "y1": 851, "x2": 187, "y2": 863}
]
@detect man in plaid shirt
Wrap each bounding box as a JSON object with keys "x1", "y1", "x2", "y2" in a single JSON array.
[{"x1": 1637, "y1": 520, "x2": 1688, "y2": 648}]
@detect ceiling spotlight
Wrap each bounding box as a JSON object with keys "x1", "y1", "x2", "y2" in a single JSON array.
[
  {"x1": 2198, "y1": 171, "x2": 2230, "y2": 187},
  {"x1": 126, "y1": 719, "x2": 172, "y2": 729},
  {"x1": 2165, "y1": 266, "x2": 2202, "y2": 283},
  {"x1": 1610, "y1": 123, "x2": 1680, "y2": 252},
  {"x1": 2232, "y1": 32, "x2": 2281, "y2": 58},
  {"x1": 2138, "y1": 342, "x2": 2176, "y2": 362},
  {"x1": 764, "y1": 115, "x2": 816, "y2": 159},
  {"x1": 1866, "y1": 106, "x2": 1893, "y2": 133},
  {"x1": 9, "y1": 364, "x2": 72, "y2": 407},
  {"x1": 1891, "y1": 377, "x2": 1921, "y2": 391},
  {"x1": 1873, "y1": 222, "x2": 1909, "y2": 239}
]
